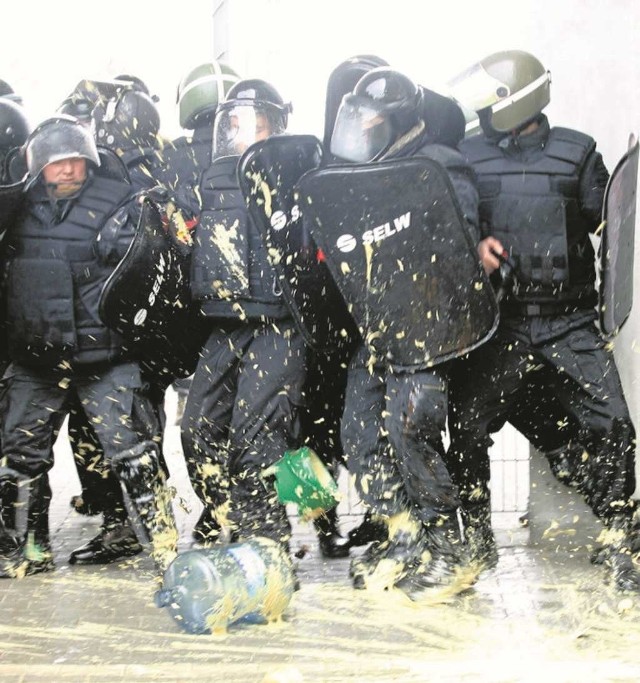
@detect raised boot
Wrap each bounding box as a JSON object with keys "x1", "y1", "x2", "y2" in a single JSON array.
[
  {"x1": 112, "y1": 441, "x2": 178, "y2": 573},
  {"x1": 396, "y1": 513, "x2": 478, "y2": 601},
  {"x1": 460, "y1": 500, "x2": 499, "y2": 570},
  {"x1": 0, "y1": 470, "x2": 54, "y2": 579},
  {"x1": 314, "y1": 507, "x2": 350, "y2": 559}
]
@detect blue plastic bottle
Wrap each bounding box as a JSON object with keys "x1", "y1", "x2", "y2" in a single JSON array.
[{"x1": 155, "y1": 536, "x2": 295, "y2": 634}]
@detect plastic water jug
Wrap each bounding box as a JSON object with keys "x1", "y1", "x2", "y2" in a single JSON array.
[{"x1": 155, "y1": 536, "x2": 295, "y2": 634}]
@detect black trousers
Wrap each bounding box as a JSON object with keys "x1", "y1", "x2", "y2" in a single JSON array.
[
  {"x1": 446, "y1": 320, "x2": 636, "y2": 521},
  {"x1": 341, "y1": 344, "x2": 459, "y2": 524},
  {"x1": 181, "y1": 320, "x2": 306, "y2": 542}
]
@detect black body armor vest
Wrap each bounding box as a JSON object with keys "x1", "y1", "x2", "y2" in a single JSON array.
[
  {"x1": 462, "y1": 127, "x2": 597, "y2": 308},
  {"x1": 4, "y1": 174, "x2": 134, "y2": 367},
  {"x1": 191, "y1": 155, "x2": 288, "y2": 321}
]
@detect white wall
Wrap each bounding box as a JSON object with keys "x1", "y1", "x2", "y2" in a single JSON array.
[{"x1": 2, "y1": 0, "x2": 217, "y2": 139}]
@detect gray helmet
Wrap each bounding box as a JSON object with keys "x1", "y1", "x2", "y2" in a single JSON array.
[
  {"x1": 0, "y1": 98, "x2": 30, "y2": 156},
  {"x1": 92, "y1": 87, "x2": 160, "y2": 151},
  {"x1": 177, "y1": 61, "x2": 241, "y2": 129},
  {"x1": 448, "y1": 50, "x2": 551, "y2": 136},
  {"x1": 25, "y1": 114, "x2": 100, "y2": 187},
  {"x1": 330, "y1": 67, "x2": 422, "y2": 163}
]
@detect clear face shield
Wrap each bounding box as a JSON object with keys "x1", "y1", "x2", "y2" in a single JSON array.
[
  {"x1": 329, "y1": 95, "x2": 392, "y2": 163},
  {"x1": 212, "y1": 104, "x2": 283, "y2": 159},
  {"x1": 25, "y1": 122, "x2": 99, "y2": 190}
]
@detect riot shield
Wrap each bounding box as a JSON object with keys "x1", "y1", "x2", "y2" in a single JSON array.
[
  {"x1": 599, "y1": 135, "x2": 639, "y2": 337},
  {"x1": 99, "y1": 198, "x2": 204, "y2": 379},
  {"x1": 296, "y1": 157, "x2": 499, "y2": 370},
  {"x1": 238, "y1": 134, "x2": 358, "y2": 352},
  {"x1": 0, "y1": 179, "x2": 25, "y2": 237}
]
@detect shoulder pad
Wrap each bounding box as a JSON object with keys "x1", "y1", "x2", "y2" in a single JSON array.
[{"x1": 546, "y1": 127, "x2": 596, "y2": 166}]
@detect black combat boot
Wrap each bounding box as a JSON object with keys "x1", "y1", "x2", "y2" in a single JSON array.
[
  {"x1": 112, "y1": 441, "x2": 178, "y2": 573},
  {"x1": 396, "y1": 513, "x2": 477, "y2": 600},
  {"x1": 69, "y1": 509, "x2": 142, "y2": 565},
  {"x1": 0, "y1": 471, "x2": 54, "y2": 579},
  {"x1": 350, "y1": 511, "x2": 427, "y2": 591},
  {"x1": 600, "y1": 514, "x2": 640, "y2": 592},
  {"x1": 460, "y1": 500, "x2": 499, "y2": 570},
  {"x1": 192, "y1": 508, "x2": 223, "y2": 546},
  {"x1": 314, "y1": 507, "x2": 350, "y2": 559},
  {"x1": 347, "y1": 510, "x2": 387, "y2": 548}
]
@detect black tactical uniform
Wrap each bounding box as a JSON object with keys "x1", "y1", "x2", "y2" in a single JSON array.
[
  {"x1": 0, "y1": 116, "x2": 177, "y2": 577},
  {"x1": 325, "y1": 68, "x2": 481, "y2": 597},
  {"x1": 446, "y1": 50, "x2": 640, "y2": 591},
  {"x1": 181, "y1": 80, "x2": 305, "y2": 551}
]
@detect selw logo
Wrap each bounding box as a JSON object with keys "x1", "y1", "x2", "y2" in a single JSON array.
[{"x1": 336, "y1": 211, "x2": 412, "y2": 252}]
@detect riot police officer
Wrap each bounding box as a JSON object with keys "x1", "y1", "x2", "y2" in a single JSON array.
[
  {"x1": 325, "y1": 67, "x2": 482, "y2": 598},
  {"x1": 0, "y1": 116, "x2": 177, "y2": 577},
  {"x1": 155, "y1": 61, "x2": 240, "y2": 213},
  {"x1": 52, "y1": 80, "x2": 168, "y2": 565},
  {"x1": 181, "y1": 79, "x2": 305, "y2": 553},
  {"x1": 446, "y1": 50, "x2": 640, "y2": 591}
]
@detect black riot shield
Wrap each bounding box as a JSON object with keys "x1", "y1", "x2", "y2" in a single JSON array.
[
  {"x1": 0, "y1": 179, "x2": 25, "y2": 237},
  {"x1": 99, "y1": 198, "x2": 204, "y2": 379},
  {"x1": 599, "y1": 135, "x2": 639, "y2": 337},
  {"x1": 296, "y1": 157, "x2": 499, "y2": 371},
  {"x1": 238, "y1": 134, "x2": 358, "y2": 352}
]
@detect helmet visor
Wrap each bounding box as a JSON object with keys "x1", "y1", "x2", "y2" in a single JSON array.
[
  {"x1": 330, "y1": 95, "x2": 392, "y2": 163},
  {"x1": 447, "y1": 63, "x2": 511, "y2": 113},
  {"x1": 213, "y1": 104, "x2": 283, "y2": 159}
]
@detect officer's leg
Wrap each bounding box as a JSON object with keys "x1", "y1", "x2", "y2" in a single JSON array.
[
  {"x1": 446, "y1": 337, "x2": 528, "y2": 569},
  {"x1": 226, "y1": 323, "x2": 306, "y2": 553},
  {"x1": 0, "y1": 366, "x2": 68, "y2": 578},
  {"x1": 79, "y1": 362, "x2": 177, "y2": 572},
  {"x1": 181, "y1": 327, "x2": 238, "y2": 544},
  {"x1": 542, "y1": 326, "x2": 640, "y2": 591},
  {"x1": 507, "y1": 366, "x2": 585, "y2": 489},
  {"x1": 341, "y1": 346, "x2": 428, "y2": 590},
  {"x1": 301, "y1": 346, "x2": 352, "y2": 558},
  {"x1": 386, "y1": 368, "x2": 476, "y2": 599}
]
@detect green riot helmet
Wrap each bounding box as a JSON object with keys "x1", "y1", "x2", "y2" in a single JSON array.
[
  {"x1": 177, "y1": 61, "x2": 241, "y2": 130},
  {"x1": 0, "y1": 98, "x2": 31, "y2": 159},
  {"x1": 212, "y1": 78, "x2": 291, "y2": 159},
  {"x1": 448, "y1": 50, "x2": 551, "y2": 136},
  {"x1": 330, "y1": 67, "x2": 422, "y2": 163},
  {"x1": 25, "y1": 114, "x2": 100, "y2": 188}
]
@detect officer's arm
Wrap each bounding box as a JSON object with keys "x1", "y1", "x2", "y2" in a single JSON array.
[{"x1": 579, "y1": 150, "x2": 609, "y2": 230}]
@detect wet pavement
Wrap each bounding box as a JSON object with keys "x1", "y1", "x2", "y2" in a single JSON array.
[{"x1": 2, "y1": 395, "x2": 640, "y2": 682}]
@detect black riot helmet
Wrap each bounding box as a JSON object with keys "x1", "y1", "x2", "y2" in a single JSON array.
[
  {"x1": 25, "y1": 114, "x2": 100, "y2": 189},
  {"x1": 0, "y1": 98, "x2": 31, "y2": 160},
  {"x1": 92, "y1": 87, "x2": 161, "y2": 152},
  {"x1": 330, "y1": 67, "x2": 423, "y2": 163},
  {"x1": 57, "y1": 95, "x2": 94, "y2": 126},
  {"x1": 212, "y1": 78, "x2": 291, "y2": 159},
  {"x1": 113, "y1": 74, "x2": 159, "y2": 102},
  {"x1": 0, "y1": 79, "x2": 23, "y2": 105}
]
